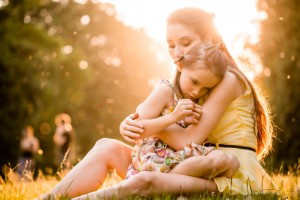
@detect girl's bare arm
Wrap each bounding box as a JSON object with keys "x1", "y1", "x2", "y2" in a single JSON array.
[
  {"x1": 154, "y1": 72, "x2": 244, "y2": 150},
  {"x1": 135, "y1": 83, "x2": 196, "y2": 138}
]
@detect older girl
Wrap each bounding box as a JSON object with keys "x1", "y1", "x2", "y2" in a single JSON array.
[
  {"x1": 72, "y1": 7, "x2": 277, "y2": 199},
  {"x1": 118, "y1": 7, "x2": 277, "y2": 195},
  {"x1": 39, "y1": 7, "x2": 277, "y2": 199}
]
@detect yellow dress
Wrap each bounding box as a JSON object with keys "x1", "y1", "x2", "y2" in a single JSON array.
[{"x1": 205, "y1": 82, "x2": 278, "y2": 195}]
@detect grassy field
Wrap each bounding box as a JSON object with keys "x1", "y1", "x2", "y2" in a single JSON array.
[{"x1": 0, "y1": 166, "x2": 299, "y2": 200}]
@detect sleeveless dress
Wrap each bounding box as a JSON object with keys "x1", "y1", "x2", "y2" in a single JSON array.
[
  {"x1": 205, "y1": 81, "x2": 278, "y2": 194},
  {"x1": 125, "y1": 80, "x2": 214, "y2": 179}
]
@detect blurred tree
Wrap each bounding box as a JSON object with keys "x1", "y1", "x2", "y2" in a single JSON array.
[
  {"x1": 0, "y1": 0, "x2": 169, "y2": 175},
  {"x1": 253, "y1": 0, "x2": 300, "y2": 169},
  {"x1": 0, "y1": 0, "x2": 69, "y2": 173}
]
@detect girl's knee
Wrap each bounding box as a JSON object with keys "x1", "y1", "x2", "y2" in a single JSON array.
[
  {"x1": 129, "y1": 172, "x2": 157, "y2": 195},
  {"x1": 89, "y1": 138, "x2": 120, "y2": 158},
  {"x1": 227, "y1": 154, "x2": 240, "y2": 174},
  {"x1": 93, "y1": 138, "x2": 122, "y2": 152},
  {"x1": 94, "y1": 138, "x2": 116, "y2": 147},
  {"x1": 209, "y1": 150, "x2": 230, "y2": 169},
  {"x1": 211, "y1": 151, "x2": 240, "y2": 178},
  {"x1": 136, "y1": 171, "x2": 156, "y2": 187},
  {"x1": 90, "y1": 138, "x2": 132, "y2": 173}
]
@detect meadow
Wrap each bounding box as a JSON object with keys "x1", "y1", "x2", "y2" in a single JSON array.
[{"x1": 0, "y1": 164, "x2": 299, "y2": 200}]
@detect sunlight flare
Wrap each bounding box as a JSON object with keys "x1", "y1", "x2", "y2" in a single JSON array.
[{"x1": 99, "y1": 0, "x2": 262, "y2": 77}]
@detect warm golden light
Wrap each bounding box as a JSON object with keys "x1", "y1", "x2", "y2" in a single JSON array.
[
  {"x1": 99, "y1": 1, "x2": 259, "y2": 41},
  {"x1": 99, "y1": 0, "x2": 262, "y2": 77}
]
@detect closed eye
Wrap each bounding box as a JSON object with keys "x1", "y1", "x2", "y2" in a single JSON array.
[
  {"x1": 204, "y1": 87, "x2": 213, "y2": 92},
  {"x1": 180, "y1": 37, "x2": 193, "y2": 47},
  {"x1": 167, "y1": 40, "x2": 175, "y2": 49},
  {"x1": 191, "y1": 79, "x2": 198, "y2": 85},
  {"x1": 182, "y1": 41, "x2": 192, "y2": 47}
]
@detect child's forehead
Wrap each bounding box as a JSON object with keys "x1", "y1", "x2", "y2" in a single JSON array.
[
  {"x1": 189, "y1": 60, "x2": 207, "y2": 69},
  {"x1": 187, "y1": 68, "x2": 220, "y2": 86}
]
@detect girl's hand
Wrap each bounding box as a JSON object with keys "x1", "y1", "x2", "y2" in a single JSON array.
[
  {"x1": 184, "y1": 104, "x2": 202, "y2": 125},
  {"x1": 171, "y1": 99, "x2": 196, "y2": 122},
  {"x1": 119, "y1": 113, "x2": 144, "y2": 143}
]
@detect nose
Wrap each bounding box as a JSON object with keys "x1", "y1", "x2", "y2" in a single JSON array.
[
  {"x1": 174, "y1": 47, "x2": 183, "y2": 58},
  {"x1": 192, "y1": 87, "x2": 202, "y2": 97}
]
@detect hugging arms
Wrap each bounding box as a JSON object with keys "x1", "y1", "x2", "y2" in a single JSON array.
[
  {"x1": 38, "y1": 7, "x2": 276, "y2": 200},
  {"x1": 72, "y1": 53, "x2": 245, "y2": 199}
]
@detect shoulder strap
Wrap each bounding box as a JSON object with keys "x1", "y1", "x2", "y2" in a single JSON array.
[{"x1": 159, "y1": 80, "x2": 180, "y2": 101}]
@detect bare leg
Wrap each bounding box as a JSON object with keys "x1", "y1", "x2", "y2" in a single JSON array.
[
  {"x1": 73, "y1": 171, "x2": 218, "y2": 200},
  {"x1": 170, "y1": 150, "x2": 240, "y2": 179},
  {"x1": 218, "y1": 152, "x2": 240, "y2": 178},
  {"x1": 45, "y1": 138, "x2": 133, "y2": 198}
]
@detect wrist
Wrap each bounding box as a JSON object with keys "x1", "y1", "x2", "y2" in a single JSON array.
[{"x1": 169, "y1": 112, "x2": 181, "y2": 124}]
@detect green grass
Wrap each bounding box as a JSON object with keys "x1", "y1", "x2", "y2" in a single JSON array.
[{"x1": 0, "y1": 166, "x2": 299, "y2": 200}]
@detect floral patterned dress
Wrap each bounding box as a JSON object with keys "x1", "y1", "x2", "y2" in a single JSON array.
[{"x1": 125, "y1": 80, "x2": 214, "y2": 179}]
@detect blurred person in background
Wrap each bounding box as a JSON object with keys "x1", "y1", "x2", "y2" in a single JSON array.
[
  {"x1": 17, "y1": 125, "x2": 40, "y2": 180},
  {"x1": 53, "y1": 113, "x2": 75, "y2": 169}
]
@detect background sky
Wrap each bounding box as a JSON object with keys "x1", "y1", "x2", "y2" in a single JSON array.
[{"x1": 97, "y1": 0, "x2": 263, "y2": 77}]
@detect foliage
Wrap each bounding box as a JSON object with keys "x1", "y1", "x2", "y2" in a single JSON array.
[
  {"x1": 0, "y1": 0, "x2": 169, "y2": 175},
  {"x1": 251, "y1": 0, "x2": 300, "y2": 169}
]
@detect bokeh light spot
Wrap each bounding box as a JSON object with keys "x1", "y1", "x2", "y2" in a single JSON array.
[
  {"x1": 263, "y1": 67, "x2": 271, "y2": 77},
  {"x1": 24, "y1": 15, "x2": 31, "y2": 24},
  {"x1": 61, "y1": 45, "x2": 73, "y2": 55},
  {"x1": 104, "y1": 56, "x2": 121, "y2": 67},
  {"x1": 40, "y1": 122, "x2": 51, "y2": 135},
  {"x1": 37, "y1": 149, "x2": 44, "y2": 155},
  {"x1": 90, "y1": 35, "x2": 107, "y2": 46},
  {"x1": 81, "y1": 15, "x2": 90, "y2": 25},
  {"x1": 106, "y1": 98, "x2": 114, "y2": 104},
  {"x1": 79, "y1": 60, "x2": 89, "y2": 70}
]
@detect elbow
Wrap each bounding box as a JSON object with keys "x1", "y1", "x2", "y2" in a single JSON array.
[
  {"x1": 183, "y1": 127, "x2": 206, "y2": 145},
  {"x1": 137, "y1": 121, "x2": 158, "y2": 139},
  {"x1": 139, "y1": 128, "x2": 156, "y2": 139}
]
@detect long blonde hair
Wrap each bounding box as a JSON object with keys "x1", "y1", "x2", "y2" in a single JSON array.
[{"x1": 168, "y1": 7, "x2": 275, "y2": 160}]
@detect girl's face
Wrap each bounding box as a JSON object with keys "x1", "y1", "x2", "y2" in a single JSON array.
[
  {"x1": 166, "y1": 23, "x2": 202, "y2": 61},
  {"x1": 178, "y1": 63, "x2": 220, "y2": 102}
]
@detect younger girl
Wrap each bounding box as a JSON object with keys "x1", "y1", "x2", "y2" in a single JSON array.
[{"x1": 125, "y1": 42, "x2": 238, "y2": 179}]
